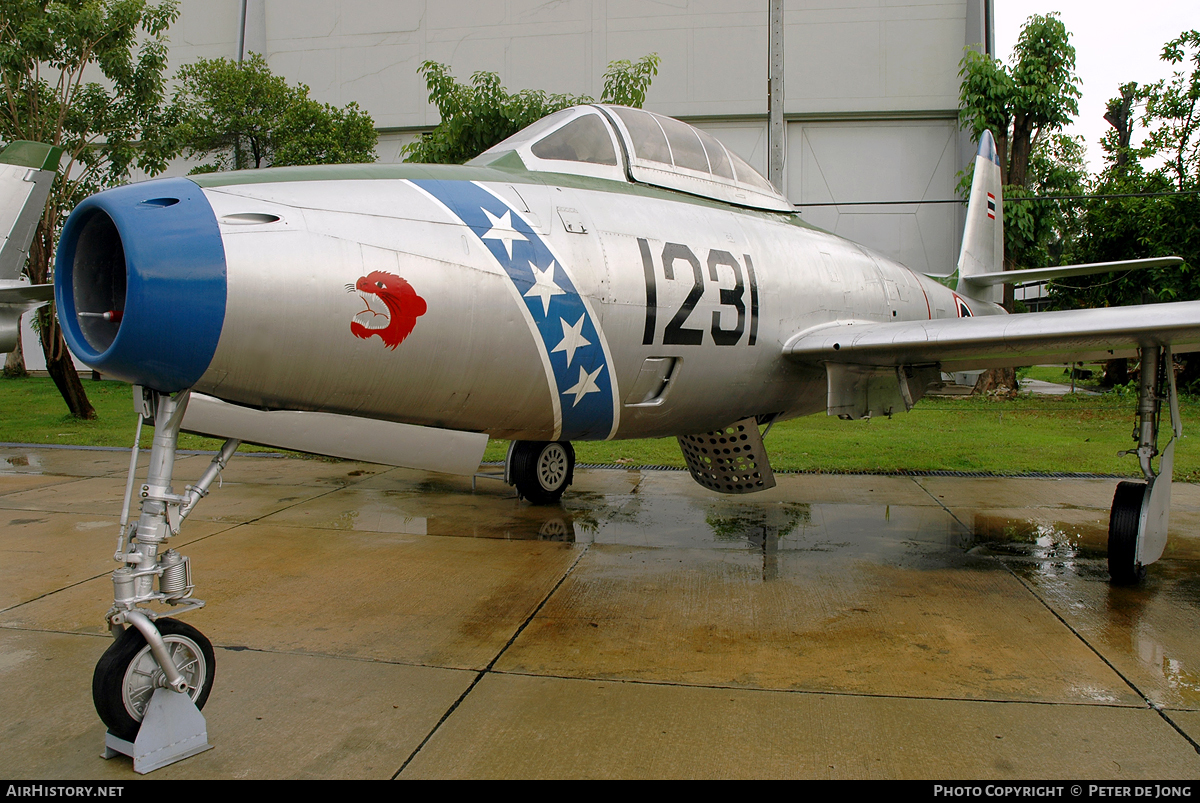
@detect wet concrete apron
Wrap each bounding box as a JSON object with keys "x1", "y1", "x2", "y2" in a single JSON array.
[{"x1": 2, "y1": 447, "x2": 1199, "y2": 779}]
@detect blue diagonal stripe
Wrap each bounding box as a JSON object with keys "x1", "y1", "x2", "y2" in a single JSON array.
[{"x1": 411, "y1": 179, "x2": 615, "y2": 441}]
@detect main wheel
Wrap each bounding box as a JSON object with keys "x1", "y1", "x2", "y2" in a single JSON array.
[
  {"x1": 510, "y1": 441, "x2": 574, "y2": 504},
  {"x1": 93, "y1": 618, "x2": 215, "y2": 741},
  {"x1": 1109, "y1": 481, "x2": 1149, "y2": 585}
]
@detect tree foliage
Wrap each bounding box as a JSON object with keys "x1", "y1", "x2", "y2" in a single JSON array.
[
  {"x1": 0, "y1": 0, "x2": 181, "y2": 418},
  {"x1": 403, "y1": 53, "x2": 660, "y2": 165},
  {"x1": 1142, "y1": 30, "x2": 1200, "y2": 193},
  {"x1": 172, "y1": 53, "x2": 378, "y2": 173},
  {"x1": 1049, "y1": 30, "x2": 1200, "y2": 314}
]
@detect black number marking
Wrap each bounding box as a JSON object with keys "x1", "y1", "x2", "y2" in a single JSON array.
[
  {"x1": 707, "y1": 250, "x2": 745, "y2": 345},
  {"x1": 744, "y1": 253, "x2": 759, "y2": 346},
  {"x1": 661, "y1": 243, "x2": 704, "y2": 346},
  {"x1": 638, "y1": 238, "x2": 656, "y2": 345},
  {"x1": 638, "y1": 241, "x2": 761, "y2": 347}
]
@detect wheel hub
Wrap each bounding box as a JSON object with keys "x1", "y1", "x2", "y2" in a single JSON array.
[
  {"x1": 537, "y1": 445, "x2": 568, "y2": 490},
  {"x1": 122, "y1": 638, "x2": 205, "y2": 721}
]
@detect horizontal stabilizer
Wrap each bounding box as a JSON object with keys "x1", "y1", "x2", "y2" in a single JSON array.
[
  {"x1": 0, "y1": 282, "x2": 54, "y2": 306},
  {"x1": 0, "y1": 281, "x2": 55, "y2": 352},
  {"x1": 962, "y1": 256, "x2": 1185, "y2": 287},
  {"x1": 782, "y1": 301, "x2": 1200, "y2": 373},
  {"x1": 182, "y1": 393, "x2": 489, "y2": 476}
]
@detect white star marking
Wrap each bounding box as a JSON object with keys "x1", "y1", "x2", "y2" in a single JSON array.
[
  {"x1": 562, "y1": 364, "x2": 603, "y2": 407},
  {"x1": 524, "y1": 260, "x2": 565, "y2": 316},
  {"x1": 551, "y1": 314, "x2": 591, "y2": 366},
  {"x1": 480, "y1": 208, "x2": 527, "y2": 259}
]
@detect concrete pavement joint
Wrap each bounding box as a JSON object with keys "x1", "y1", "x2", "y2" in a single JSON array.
[
  {"x1": 393, "y1": 541, "x2": 593, "y2": 779},
  {"x1": 908, "y1": 476, "x2": 973, "y2": 533},
  {"x1": 907, "y1": 475, "x2": 1200, "y2": 744},
  {"x1": 0, "y1": 624, "x2": 110, "y2": 639},
  {"x1": 0, "y1": 519, "x2": 246, "y2": 615},
  {"x1": 483, "y1": 668, "x2": 1160, "y2": 709},
  {"x1": 998, "y1": 559, "x2": 1200, "y2": 755},
  {"x1": 905, "y1": 475, "x2": 1200, "y2": 750}
]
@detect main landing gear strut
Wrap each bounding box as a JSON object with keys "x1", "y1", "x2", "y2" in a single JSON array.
[
  {"x1": 1108, "y1": 346, "x2": 1181, "y2": 584},
  {"x1": 93, "y1": 387, "x2": 239, "y2": 772}
]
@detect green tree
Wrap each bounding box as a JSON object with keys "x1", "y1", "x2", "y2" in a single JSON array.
[
  {"x1": 404, "y1": 53, "x2": 660, "y2": 165},
  {"x1": 1047, "y1": 31, "x2": 1200, "y2": 386},
  {"x1": 1143, "y1": 31, "x2": 1200, "y2": 192},
  {"x1": 0, "y1": 0, "x2": 181, "y2": 418},
  {"x1": 172, "y1": 53, "x2": 378, "y2": 173},
  {"x1": 1051, "y1": 30, "x2": 1200, "y2": 310},
  {"x1": 957, "y1": 13, "x2": 1081, "y2": 395}
]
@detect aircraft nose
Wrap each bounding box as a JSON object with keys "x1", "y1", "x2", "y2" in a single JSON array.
[{"x1": 55, "y1": 177, "x2": 227, "y2": 392}]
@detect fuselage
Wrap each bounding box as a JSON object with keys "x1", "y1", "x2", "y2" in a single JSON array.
[
  {"x1": 57, "y1": 105, "x2": 1005, "y2": 443},
  {"x1": 184, "y1": 162, "x2": 992, "y2": 441}
]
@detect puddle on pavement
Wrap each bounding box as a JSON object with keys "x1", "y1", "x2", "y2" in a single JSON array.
[
  {"x1": 1, "y1": 453, "x2": 38, "y2": 472},
  {"x1": 971, "y1": 514, "x2": 1108, "y2": 560}
]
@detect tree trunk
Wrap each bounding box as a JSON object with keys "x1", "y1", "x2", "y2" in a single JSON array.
[
  {"x1": 36, "y1": 304, "x2": 95, "y2": 420},
  {"x1": 1101, "y1": 358, "x2": 1129, "y2": 388},
  {"x1": 1007, "y1": 112, "x2": 1035, "y2": 189},
  {"x1": 4, "y1": 330, "x2": 28, "y2": 378},
  {"x1": 1104, "y1": 84, "x2": 1137, "y2": 175},
  {"x1": 973, "y1": 367, "x2": 1018, "y2": 398},
  {"x1": 27, "y1": 216, "x2": 95, "y2": 419}
]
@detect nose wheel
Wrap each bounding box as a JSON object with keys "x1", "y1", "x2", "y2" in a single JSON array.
[
  {"x1": 508, "y1": 440, "x2": 575, "y2": 504},
  {"x1": 93, "y1": 618, "x2": 215, "y2": 742}
]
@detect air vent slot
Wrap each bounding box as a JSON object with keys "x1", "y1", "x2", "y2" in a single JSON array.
[{"x1": 221, "y1": 212, "x2": 281, "y2": 225}]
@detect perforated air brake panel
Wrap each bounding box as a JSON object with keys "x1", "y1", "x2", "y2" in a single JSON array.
[{"x1": 677, "y1": 417, "x2": 776, "y2": 494}]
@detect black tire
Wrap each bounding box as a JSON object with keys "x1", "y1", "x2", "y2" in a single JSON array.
[
  {"x1": 93, "y1": 618, "x2": 216, "y2": 741},
  {"x1": 1109, "y1": 481, "x2": 1149, "y2": 585},
  {"x1": 510, "y1": 441, "x2": 574, "y2": 504}
]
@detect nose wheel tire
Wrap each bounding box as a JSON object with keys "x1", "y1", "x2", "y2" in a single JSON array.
[
  {"x1": 92, "y1": 618, "x2": 215, "y2": 742},
  {"x1": 510, "y1": 441, "x2": 575, "y2": 504},
  {"x1": 1109, "y1": 480, "x2": 1149, "y2": 585}
]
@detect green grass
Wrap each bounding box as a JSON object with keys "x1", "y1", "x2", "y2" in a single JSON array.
[
  {"x1": 0, "y1": 376, "x2": 278, "y2": 453},
  {"x1": 5, "y1": 375, "x2": 1198, "y2": 480},
  {"x1": 1017, "y1": 362, "x2": 1108, "y2": 391}
]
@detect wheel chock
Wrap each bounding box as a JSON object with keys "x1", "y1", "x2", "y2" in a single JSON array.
[{"x1": 102, "y1": 688, "x2": 212, "y2": 773}]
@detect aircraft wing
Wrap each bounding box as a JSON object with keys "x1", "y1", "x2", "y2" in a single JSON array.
[{"x1": 783, "y1": 301, "x2": 1200, "y2": 374}]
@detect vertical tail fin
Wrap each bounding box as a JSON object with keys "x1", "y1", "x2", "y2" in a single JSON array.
[
  {"x1": 0, "y1": 141, "x2": 62, "y2": 281},
  {"x1": 0, "y1": 141, "x2": 62, "y2": 352},
  {"x1": 955, "y1": 130, "x2": 1004, "y2": 304}
]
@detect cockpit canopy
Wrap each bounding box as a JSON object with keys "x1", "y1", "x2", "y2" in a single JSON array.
[{"x1": 469, "y1": 105, "x2": 792, "y2": 213}]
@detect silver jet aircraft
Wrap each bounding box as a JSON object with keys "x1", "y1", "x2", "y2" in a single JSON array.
[{"x1": 39, "y1": 105, "x2": 1200, "y2": 752}]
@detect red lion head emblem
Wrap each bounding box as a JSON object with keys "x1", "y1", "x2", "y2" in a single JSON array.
[{"x1": 348, "y1": 271, "x2": 427, "y2": 349}]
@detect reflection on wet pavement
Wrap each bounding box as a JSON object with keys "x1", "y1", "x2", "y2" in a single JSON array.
[{"x1": 4, "y1": 447, "x2": 1200, "y2": 778}]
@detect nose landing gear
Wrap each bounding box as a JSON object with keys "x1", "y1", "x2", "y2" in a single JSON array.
[{"x1": 93, "y1": 387, "x2": 237, "y2": 771}]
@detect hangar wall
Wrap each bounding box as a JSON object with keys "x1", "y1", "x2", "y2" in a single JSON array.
[
  {"x1": 13, "y1": 0, "x2": 991, "y2": 371},
  {"x1": 159, "y1": 0, "x2": 990, "y2": 276}
]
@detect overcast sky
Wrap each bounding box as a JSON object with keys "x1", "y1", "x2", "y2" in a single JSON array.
[{"x1": 993, "y1": 0, "x2": 1197, "y2": 173}]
